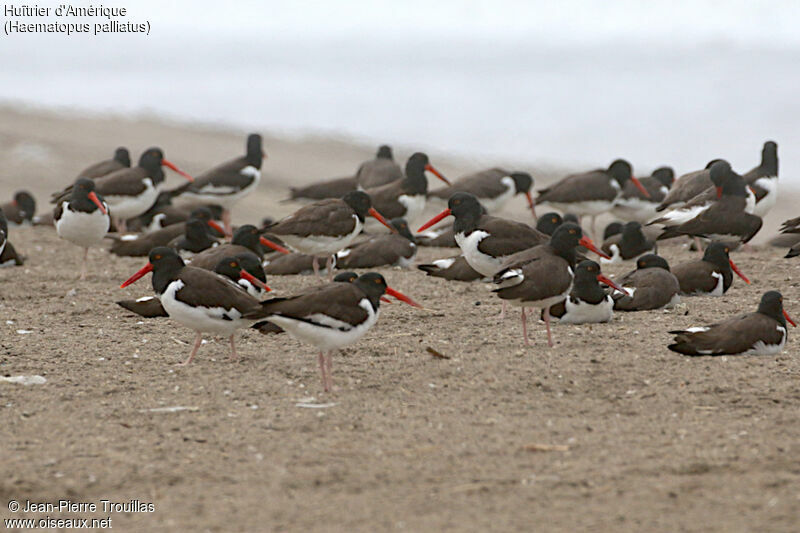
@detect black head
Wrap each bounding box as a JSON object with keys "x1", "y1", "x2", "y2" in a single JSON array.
[
  {"x1": 621, "y1": 221, "x2": 644, "y2": 239},
  {"x1": 404, "y1": 152, "x2": 432, "y2": 194},
  {"x1": 549, "y1": 222, "x2": 584, "y2": 260},
  {"x1": 114, "y1": 147, "x2": 131, "y2": 167},
  {"x1": 235, "y1": 252, "x2": 266, "y2": 282},
  {"x1": 246, "y1": 134, "x2": 264, "y2": 167},
  {"x1": 574, "y1": 260, "x2": 602, "y2": 283},
  {"x1": 138, "y1": 147, "x2": 166, "y2": 182},
  {"x1": 183, "y1": 217, "x2": 216, "y2": 244},
  {"x1": 334, "y1": 271, "x2": 359, "y2": 283},
  {"x1": 757, "y1": 291, "x2": 788, "y2": 325},
  {"x1": 636, "y1": 253, "x2": 670, "y2": 272},
  {"x1": 189, "y1": 206, "x2": 214, "y2": 221},
  {"x1": 701, "y1": 242, "x2": 732, "y2": 270},
  {"x1": 214, "y1": 256, "x2": 244, "y2": 282},
  {"x1": 147, "y1": 246, "x2": 185, "y2": 293},
  {"x1": 607, "y1": 159, "x2": 633, "y2": 184},
  {"x1": 761, "y1": 140, "x2": 778, "y2": 174},
  {"x1": 353, "y1": 272, "x2": 389, "y2": 307},
  {"x1": 13, "y1": 190, "x2": 36, "y2": 220},
  {"x1": 563, "y1": 213, "x2": 580, "y2": 224},
  {"x1": 231, "y1": 224, "x2": 263, "y2": 252},
  {"x1": 448, "y1": 192, "x2": 482, "y2": 219},
  {"x1": 342, "y1": 190, "x2": 373, "y2": 220},
  {"x1": 69, "y1": 178, "x2": 105, "y2": 213},
  {"x1": 536, "y1": 212, "x2": 563, "y2": 236},
  {"x1": 603, "y1": 221, "x2": 624, "y2": 240},
  {"x1": 390, "y1": 218, "x2": 414, "y2": 241},
  {"x1": 705, "y1": 158, "x2": 724, "y2": 169},
  {"x1": 709, "y1": 160, "x2": 733, "y2": 187},
  {"x1": 376, "y1": 145, "x2": 393, "y2": 160},
  {"x1": 652, "y1": 167, "x2": 675, "y2": 187},
  {"x1": 509, "y1": 172, "x2": 533, "y2": 194}
]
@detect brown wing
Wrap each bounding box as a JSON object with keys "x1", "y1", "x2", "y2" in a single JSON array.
[
  {"x1": 108, "y1": 224, "x2": 186, "y2": 257},
  {"x1": 672, "y1": 260, "x2": 727, "y2": 294},
  {"x1": 601, "y1": 234, "x2": 622, "y2": 256},
  {"x1": 493, "y1": 253, "x2": 572, "y2": 304},
  {"x1": 620, "y1": 176, "x2": 667, "y2": 202},
  {"x1": 95, "y1": 168, "x2": 150, "y2": 197},
  {"x1": 364, "y1": 181, "x2": 408, "y2": 219},
  {"x1": 418, "y1": 255, "x2": 482, "y2": 281},
  {"x1": 428, "y1": 168, "x2": 509, "y2": 200},
  {"x1": 176, "y1": 156, "x2": 254, "y2": 197},
  {"x1": 536, "y1": 171, "x2": 616, "y2": 203},
  {"x1": 269, "y1": 199, "x2": 358, "y2": 238},
  {"x1": 116, "y1": 297, "x2": 168, "y2": 318},
  {"x1": 416, "y1": 225, "x2": 458, "y2": 247},
  {"x1": 288, "y1": 176, "x2": 357, "y2": 200},
  {"x1": 78, "y1": 158, "x2": 126, "y2": 179},
  {"x1": 657, "y1": 169, "x2": 712, "y2": 210},
  {"x1": 188, "y1": 244, "x2": 252, "y2": 270},
  {"x1": 0, "y1": 240, "x2": 23, "y2": 266},
  {"x1": 246, "y1": 283, "x2": 370, "y2": 325},
  {"x1": 0, "y1": 202, "x2": 24, "y2": 224},
  {"x1": 356, "y1": 158, "x2": 404, "y2": 188},
  {"x1": 336, "y1": 235, "x2": 415, "y2": 268},
  {"x1": 658, "y1": 197, "x2": 762, "y2": 242},
  {"x1": 263, "y1": 253, "x2": 328, "y2": 275},
  {"x1": 669, "y1": 313, "x2": 785, "y2": 355},
  {"x1": 476, "y1": 216, "x2": 548, "y2": 258},
  {"x1": 613, "y1": 269, "x2": 679, "y2": 310},
  {"x1": 175, "y1": 267, "x2": 263, "y2": 315}
]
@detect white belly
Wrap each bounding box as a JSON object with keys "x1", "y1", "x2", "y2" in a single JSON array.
[
  {"x1": 745, "y1": 326, "x2": 786, "y2": 355},
  {"x1": 611, "y1": 197, "x2": 659, "y2": 223},
  {"x1": 181, "y1": 166, "x2": 261, "y2": 209},
  {"x1": 479, "y1": 177, "x2": 516, "y2": 213},
  {"x1": 281, "y1": 216, "x2": 363, "y2": 255},
  {"x1": 266, "y1": 299, "x2": 378, "y2": 351},
  {"x1": 160, "y1": 279, "x2": 253, "y2": 336},
  {"x1": 104, "y1": 178, "x2": 158, "y2": 219},
  {"x1": 709, "y1": 272, "x2": 725, "y2": 296},
  {"x1": 752, "y1": 176, "x2": 778, "y2": 218},
  {"x1": 56, "y1": 203, "x2": 110, "y2": 248},
  {"x1": 456, "y1": 230, "x2": 503, "y2": 277},
  {"x1": 546, "y1": 200, "x2": 615, "y2": 217},
  {"x1": 559, "y1": 295, "x2": 614, "y2": 324}
]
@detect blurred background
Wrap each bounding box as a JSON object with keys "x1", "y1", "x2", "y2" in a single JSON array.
[{"x1": 1, "y1": 0, "x2": 798, "y2": 178}]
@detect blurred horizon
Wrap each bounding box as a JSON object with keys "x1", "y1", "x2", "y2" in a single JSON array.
[{"x1": 2, "y1": 0, "x2": 798, "y2": 178}]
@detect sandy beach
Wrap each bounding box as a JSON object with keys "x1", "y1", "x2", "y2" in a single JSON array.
[{"x1": 1, "y1": 106, "x2": 799, "y2": 532}]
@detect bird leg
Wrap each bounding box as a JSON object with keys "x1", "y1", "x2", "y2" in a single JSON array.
[
  {"x1": 521, "y1": 307, "x2": 530, "y2": 346},
  {"x1": 222, "y1": 209, "x2": 233, "y2": 239},
  {"x1": 228, "y1": 334, "x2": 239, "y2": 361},
  {"x1": 312, "y1": 256, "x2": 321, "y2": 278},
  {"x1": 178, "y1": 332, "x2": 204, "y2": 366},
  {"x1": 544, "y1": 306, "x2": 554, "y2": 347},
  {"x1": 79, "y1": 248, "x2": 89, "y2": 280},
  {"x1": 326, "y1": 254, "x2": 335, "y2": 282},
  {"x1": 325, "y1": 351, "x2": 334, "y2": 392},
  {"x1": 590, "y1": 216, "x2": 597, "y2": 242},
  {"x1": 116, "y1": 217, "x2": 127, "y2": 234},
  {"x1": 499, "y1": 301, "x2": 507, "y2": 320},
  {"x1": 318, "y1": 351, "x2": 328, "y2": 391},
  {"x1": 693, "y1": 236, "x2": 704, "y2": 253}
]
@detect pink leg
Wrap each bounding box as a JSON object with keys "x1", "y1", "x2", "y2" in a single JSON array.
[
  {"x1": 222, "y1": 209, "x2": 233, "y2": 239},
  {"x1": 178, "y1": 332, "x2": 203, "y2": 366},
  {"x1": 693, "y1": 236, "x2": 703, "y2": 253},
  {"x1": 116, "y1": 218, "x2": 127, "y2": 233},
  {"x1": 80, "y1": 248, "x2": 89, "y2": 280},
  {"x1": 312, "y1": 256, "x2": 321, "y2": 278},
  {"x1": 325, "y1": 351, "x2": 333, "y2": 392},
  {"x1": 228, "y1": 334, "x2": 239, "y2": 361},
  {"x1": 499, "y1": 301, "x2": 507, "y2": 320},
  {"x1": 326, "y1": 255, "x2": 335, "y2": 282},
  {"x1": 318, "y1": 351, "x2": 328, "y2": 391},
  {"x1": 521, "y1": 307, "x2": 530, "y2": 346},
  {"x1": 544, "y1": 306, "x2": 554, "y2": 347}
]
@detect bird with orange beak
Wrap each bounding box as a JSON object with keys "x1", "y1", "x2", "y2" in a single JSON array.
[{"x1": 54, "y1": 178, "x2": 110, "y2": 280}]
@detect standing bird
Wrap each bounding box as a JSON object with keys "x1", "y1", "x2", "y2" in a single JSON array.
[
  {"x1": 335, "y1": 218, "x2": 417, "y2": 269},
  {"x1": 52, "y1": 148, "x2": 194, "y2": 233},
  {"x1": 428, "y1": 169, "x2": 535, "y2": 217},
  {"x1": 120, "y1": 247, "x2": 266, "y2": 365},
  {"x1": 247, "y1": 272, "x2": 420, "y2": 392},
  {"x1": 656, "y1": 159, "x2": 721, "y2": 212},
  {"x1": 263, "y1": 191, "x2": 395, "y2": 278},
  {"x1": 743, "y1": 141, "x2": 779, "y2": 218},
  {"x1": 548, "y1": 260, "x2": 627, "y2": 324},
  {"x1": 76, "y1": 147, "x2": 131, "y2": 179},
  {"x1": 652, "y1": 161, "x2": 762, "y2": 246},
  {"x1": 611, "y1": 167, "x2": 674, "y2": 223},
  {"x1": 54, "y1": 178, "x2": 110, "y2": 280},
  {"x1": 362, "y1": 152, "x2": 450, "y2": 231},
  {"x1": 108, "y1": 207, "x2": 224, "y2": 257},
  {"x1": 167, "y1": 133, "x2": 265, "y2": 236},
  {"x1": 672, "y1": 242, "x2": 750, "y2": 295},
  {"x1": 535, "y1": 159, "x2": 650, "y2": 237},
  {"x1": 491, "y1": 223, "x2": 607, "y2": 346},
  {"x1": 1, "y1": 191, "x2": 36, "y2": 225},
  {"x1": 612, "y1": 254, "x2": 681, "y2": 311},
  {"x1": 601, "y1": 221, "x2": 656, "y2": 263},
  {"x1": 668, "y1": 291, "x2": 794, "y2": 356}
]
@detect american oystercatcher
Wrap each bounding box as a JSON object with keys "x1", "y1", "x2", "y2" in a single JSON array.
[
  {"x1": 490, "y1": 222, "x2": 608, "y2": 346},
  {"x1": 263, "y1": 191, "x2": 394, "y2": 278},
  {"x1": 612, "y1": 254, "x2": 681, "y2": 311},
  {"x1": 362, "y1": 152, "x2": 450, "y2": 230},
  {"x1": 188, "y1": 224, "x2": 281, "y2": 270},
  {"x1": 611, "y1": 167, "x2": 674, "y2": 223},
  {"x1": 672, "y1": 242, "x2": 750, "y2": 295},
  {"x1": 668, "y1": 291, "x2": 795, "y2": 356},
  {"x1": 652, "y1": 161, "x2": 762, "y2": 246},
  {"x1": 0, "y1": 208, "x2": 7, "y2": 258},
  {"x1": 53, "y1": 178, "x2": 110, "y2": 280},
  {"x1": 603, "y1": 221, "x2": 624, "y2": 240},
  {"x1": 117, "y1": 253, "x2": 271, "y2": 318},
  {"x1": 356, "y1": 145, "x2": 405, "y2": 189},
  {"x1": 120, "y1": 247, "x2": 268, "y2": 365},
  {"x1": 535, "y1": 159, "x2": 649, "y2": 237},
  {"x1": 428, "y1": 168, "x2": 535, "y2": 217},
  {"x1": 0, "y1": 207, "x2": 23, "y2": 267},
  {"x1": 167, "y1": 133, "x2": 265, "y2": 235},
  {"x1": 535, "y1": 212, "x2": 565, "y2": 236},
  {"x1": 417, "y1": 255, "x2": 483, "y2": 282},
  {"x1": 547, "y1": 260, "x2": 627, "y2": 324},
  {"x1": 743, "y1": 141, "x2": 778, "y2": 218},
  {"x1": 76, "y1": 147, "x2": 131, "y2": 179},
  {"x1": 600, "y1": 221, "x2": 656, "y2": 263},
  {"x1": 0, "y1": 191, "x2": 36, "y2": 225},
  {"x1": 656, "y1": 159, "x2": 721, "y2": 212},
  {"x1": 249, "y1": 272, "x2": 420, "y2": 391},
  {"x1": 53, "y1": 148, "x2": 194, "y2": 233},
  {"x1": 335, "y1": 218, "x2": 417, "y2": 269},
  {"x1": 263, "y1": 253, "x2": 337, "y2": 276},
  {"x1": 168, "y1": 217, "x2": 221, "y2": 258},
  {"x1": 108, "y1": 207, "x2": 224, "y2": 257}
]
